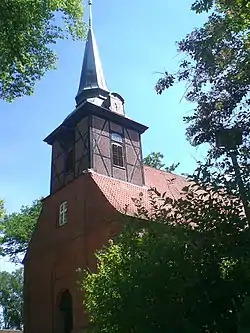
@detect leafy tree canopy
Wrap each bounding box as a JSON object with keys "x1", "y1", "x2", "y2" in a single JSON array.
[
  {"x1": 155, "y1": 0, "x2": 250, "y2": 195},
  {"x1": 191, "y1": 0, "x2": 249, "y2": 29},
  {"x1": 0, "y1": 199, "x2": 42, "y2": 262},
  {"x1": 83, "y1": 184, "x2": 250, "y2": 333},
  {"x1": 0, "y1": 268, "x2": 23, "y2": 330},
  {"x1": 0, "y1": 0, "x2": 87, "y2": 102},
  {"x1": 143, "y1": 152, "x2": 180, "y2": 173}
]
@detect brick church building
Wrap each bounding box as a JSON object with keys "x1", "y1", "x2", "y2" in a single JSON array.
[{"x1": 23, "y1": 2, "x2": 186, "y2": 333}]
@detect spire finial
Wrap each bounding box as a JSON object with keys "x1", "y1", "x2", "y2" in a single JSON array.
[{"x1": 89, "y1": 0, "x2": 93, "y2": 28}]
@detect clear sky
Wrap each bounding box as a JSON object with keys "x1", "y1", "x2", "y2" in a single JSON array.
[{"x1": 0, "y1": 1, "x2": 208, "y2": 270}]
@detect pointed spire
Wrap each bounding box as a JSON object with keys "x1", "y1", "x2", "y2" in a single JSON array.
[{"x1": 75, "y1": 0, "x2": 109, "y2": 106}]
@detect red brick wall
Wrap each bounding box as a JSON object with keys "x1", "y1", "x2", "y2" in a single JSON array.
[{"x1": 24, "y1": 173, "x2": 121, "y2": 333}]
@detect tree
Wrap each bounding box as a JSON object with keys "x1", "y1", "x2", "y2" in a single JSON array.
[
  {"x1": 143, "y1": 152, "x2": 165, "y2": 169},
  {"x1": 83, "y1": 184, "x2": 250, "y2": 332},
  {"x1": 155, "y1": 0, "x2": 250, "y2": 195},
  {"x1": 0, "y1": 0, "x2": 86, "y2": 102},
  {"x1": 143, "y1": 152, "x2": 180, "y2": 173},
  {"x1": 0, "y1": 199, "x2": 42, "y2": 262},
  {"x1": 0, "y1": 268, "x2": 23, "y2": 330}
]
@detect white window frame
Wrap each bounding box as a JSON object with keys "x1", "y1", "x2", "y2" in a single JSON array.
[{"x1": 59, "y1": 201, "x2": 68, "y2": 226}]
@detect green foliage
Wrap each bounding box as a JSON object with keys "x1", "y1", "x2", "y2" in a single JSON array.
[
  {"x1": 191, "y1": 0, "x2": 213, "y2": 13},
  {"x1": 0, "y1": 268, "x2": 23, "y2": 330},
  {"x1": 0, "y1": 200, "x2": 4, "y2": 219},
  {"x1": 0, "y1": 0, "x2": 87, "y2": 102},
  {"x1": 143, "y1": 152, "x2": 165, "y2": 169},
  {"x1": 165, "y1": 162, "x2": 180, "y2": 173},
  {"x1": 0, "y1": 199, "x2": 42, "y2": 262},
  {"x1": 83, "y1": 184, "x2": 250, "y2": 332},
  {"x1": 155, "y1": 0, "x2": 250, "y2": 194},
  {"x1": 191, "y1": 0, "x2": 250, "y2": 29},
  {"x1": 143, "y1": 152, "x2": 180, "y2": 173},
  {"x1": 84, "y1": 223, "x2": 195, "y2": 333}
]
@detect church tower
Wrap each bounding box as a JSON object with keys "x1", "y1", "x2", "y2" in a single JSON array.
[
  {"x1": 23, "y1": 4, "x2": 187, "y2": 333},
  {"x1": 44, "y1": 1, "x2": 148, "y2": 194}
]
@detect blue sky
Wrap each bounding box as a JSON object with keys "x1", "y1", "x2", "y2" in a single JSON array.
[{"x1": 0, "y1": 1, "x2": 208, "y2": 270}]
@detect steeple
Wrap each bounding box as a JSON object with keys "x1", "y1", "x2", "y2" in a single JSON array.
[
  {"x1": 75, "y1": 0, "x2": 109, "y2": 106},
  {"x1": 44, "y1": 0, "x2": 148, "y2": 195}
]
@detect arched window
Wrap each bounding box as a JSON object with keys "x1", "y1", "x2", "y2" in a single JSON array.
[{"x1": 111, "y1": 133, "x2": 124, "y2": 167}]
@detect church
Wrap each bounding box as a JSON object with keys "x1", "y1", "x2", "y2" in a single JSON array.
[{"x1": 23, "y1": 2, "x2": 187, "y2": 333}]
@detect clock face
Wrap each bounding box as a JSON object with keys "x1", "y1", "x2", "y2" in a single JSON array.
[
  {"x1": 109, "y1": 93, "x2": 124, "y2": 115},
  {"x1": 112, "y1": 99, "x2": 123, "y2": 114}
]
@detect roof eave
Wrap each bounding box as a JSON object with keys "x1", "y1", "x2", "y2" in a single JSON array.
[{"x1": 44, "y1": 101, "x2": 148, "y2": 145}]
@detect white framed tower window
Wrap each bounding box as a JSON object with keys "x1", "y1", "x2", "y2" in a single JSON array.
[
  {"x1": 111, "y1": 132, "x2": 124, "y2": 168},
  {"x1": 59, "y1": 201, "x2": 68, "y2": 226},
  {"x1": 112, "y1": 143, "x2": 124, "y2": 167}
]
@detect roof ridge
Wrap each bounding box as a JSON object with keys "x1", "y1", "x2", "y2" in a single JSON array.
[{"x1": 144, "y1": 165, "x2": 186, "y2": 180}]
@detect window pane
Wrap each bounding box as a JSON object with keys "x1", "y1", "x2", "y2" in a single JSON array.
[
  {"x1": 117, "y1": 146, "x2": 124, "y2": 167},
  {"x1": 64, "y1": 211, "x2": 68, "y2": 223},
  {"x1": 112, "y1": 144, "x2": 124, "y2": 167},
  {"x1": 60, "y1": 201, "x2": 67, "y2": 213},
  {"x1": 111, "y1": 133, "x2": 123, "y2": 143},
  {"x1": 59, "y1": 213, "x2": 64, "y2": 226},
  {"x1": 63, "y1": 201, "x2": 67, "y2": 212},
  {"x1": 112, "y1": 145, "x2": 118, "y2": 165},
  {"x1": 59, "y1": 201, "x2": 68, "y2": 226}
]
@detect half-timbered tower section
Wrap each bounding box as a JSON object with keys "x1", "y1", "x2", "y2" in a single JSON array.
[{"x1": 45, "y1": 96, "x2": 148, "y2": 193}]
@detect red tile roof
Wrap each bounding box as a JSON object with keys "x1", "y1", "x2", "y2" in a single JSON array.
[{"x1": 90, "y1": 166, "x2": 188, "y2": 216}]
